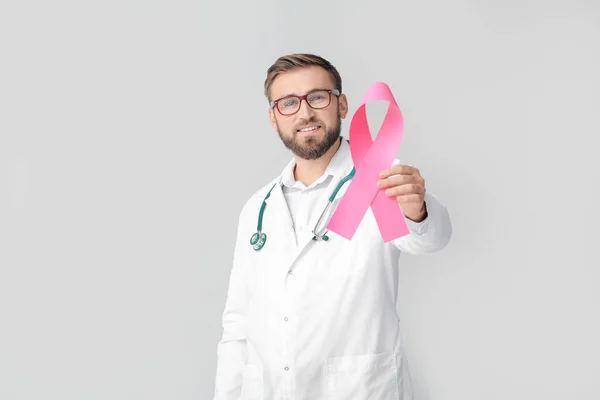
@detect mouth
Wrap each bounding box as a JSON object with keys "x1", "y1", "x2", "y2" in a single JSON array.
[{"x1": 296, "y1": 124, "x2": 322, "y2": 136}]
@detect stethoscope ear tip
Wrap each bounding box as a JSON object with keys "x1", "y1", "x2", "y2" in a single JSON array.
[{"x1": 311, "y1": 234, "x2": 329, "y2": 242}]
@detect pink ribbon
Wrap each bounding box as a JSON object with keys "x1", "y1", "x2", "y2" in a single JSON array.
[{"x1": 327, "y1": 82, "x2": 409, "y2": 242}]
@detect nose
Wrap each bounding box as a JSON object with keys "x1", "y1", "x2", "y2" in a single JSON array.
[{"x1": 296, "y1": 98, "x2": 315, "y2": 119}]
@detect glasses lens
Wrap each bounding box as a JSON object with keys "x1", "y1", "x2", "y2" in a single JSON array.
[
  {"x1": 307, "y1": 90, "x2": 330, "y2": 109},
  {"x1": 277, "y1": 96, "x2": 301, "y2": 115}
]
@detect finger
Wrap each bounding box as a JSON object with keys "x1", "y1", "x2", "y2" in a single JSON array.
[
  {"x1": 384, "y1": 183, "x2": 425, "y2": 196},
  {"x1": 379, "y1": 165, "x2": 419, "y2": 179},
  {"x1": 377, "y1": 174, "x2": 418, "y2": 189},
  {"x1": 395, "y1": 194, "x2": 423, "y2": 203}
]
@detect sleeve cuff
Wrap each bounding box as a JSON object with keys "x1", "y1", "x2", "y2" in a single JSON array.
[{"x1": 405, "y1": 210, "x2": 430, "y2": 235}]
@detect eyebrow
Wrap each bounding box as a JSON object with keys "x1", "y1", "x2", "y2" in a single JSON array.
[{"x1": 276, "y1": 88, "x2": 331, "y2": 99}]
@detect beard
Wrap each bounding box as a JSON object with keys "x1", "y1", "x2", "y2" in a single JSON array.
[{"x1": 277, "y1": 112, "x2": 342, "y2": 160}]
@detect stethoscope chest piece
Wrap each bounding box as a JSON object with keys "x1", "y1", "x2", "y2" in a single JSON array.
[{"x1": 250, "y1": 231, "x2": 267, "y2": 251}]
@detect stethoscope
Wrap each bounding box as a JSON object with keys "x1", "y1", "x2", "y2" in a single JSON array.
[{"x1": 250, "y1": 167, "x2": 356, "y2": 251}]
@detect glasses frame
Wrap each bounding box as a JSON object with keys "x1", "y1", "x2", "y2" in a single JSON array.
[{"x1": 270, "y1": 88, "x2": 341, "y2": 116}]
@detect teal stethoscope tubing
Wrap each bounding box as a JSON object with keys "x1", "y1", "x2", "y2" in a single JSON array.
[{"x1": 250, "y1": 167, "x2": 356, "y2": 251}]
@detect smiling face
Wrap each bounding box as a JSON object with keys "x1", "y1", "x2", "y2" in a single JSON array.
[{"x1": 268, "y1": 66, "x2": 349, "y2": 160}]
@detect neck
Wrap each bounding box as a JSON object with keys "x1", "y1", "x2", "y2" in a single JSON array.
[{"x1": 293, "y1": 138, "x2": 342, "y2": 187}]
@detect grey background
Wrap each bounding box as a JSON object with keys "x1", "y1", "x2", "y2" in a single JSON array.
[{"x1": 1, "y1": 0, "x2": 599, "y2": 399}]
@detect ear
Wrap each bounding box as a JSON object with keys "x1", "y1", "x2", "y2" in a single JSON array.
[
  {"x1": 338, "y1": 94, "x2": 349, "y2": 119},
  {"x1": 268, "y1": 107, "x2": 278, "y2": 131}
]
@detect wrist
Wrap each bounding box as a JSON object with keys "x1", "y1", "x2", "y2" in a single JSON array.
[{"x1": 407, "y1": 202, "x2": 427, "y2": 222}]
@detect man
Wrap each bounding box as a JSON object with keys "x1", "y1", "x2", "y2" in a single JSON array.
[{"x1": 213, "y1": 53, "x2": 452, "y2": 400}]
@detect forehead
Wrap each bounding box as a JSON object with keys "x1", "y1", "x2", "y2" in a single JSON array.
[{"x1": 270, "y1": 66, "x2": 334, "y2": 100}]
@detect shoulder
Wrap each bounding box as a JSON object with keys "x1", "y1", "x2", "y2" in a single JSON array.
[{"x1": 237, "y1": 175, "x2": 281, "y2": 221}]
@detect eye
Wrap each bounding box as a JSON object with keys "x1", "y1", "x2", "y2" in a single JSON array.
[{"x1": 283, "y1": 99, "x2": 299, "y2": 107}]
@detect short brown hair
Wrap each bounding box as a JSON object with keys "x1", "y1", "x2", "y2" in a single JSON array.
[{"x1": 264, "y1": 53, "x2": 343, "y2": 102}]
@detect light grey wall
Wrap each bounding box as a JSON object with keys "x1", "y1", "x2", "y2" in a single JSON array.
[{"x1": 1, "y1": 0, "x2": 599, "y2": 399}]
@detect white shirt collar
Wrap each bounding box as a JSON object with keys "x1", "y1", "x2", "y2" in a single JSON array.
[{"x1": 280, "y1": 138, "x2": 353, "y2": 190}]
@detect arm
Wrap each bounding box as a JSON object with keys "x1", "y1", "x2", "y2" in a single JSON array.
[
  {"x1": 393, "y1": 190, "x2": 452, "y2": 255},
  {"x1": 213, "y1": 213, "x2": 251, "y2": 399}
]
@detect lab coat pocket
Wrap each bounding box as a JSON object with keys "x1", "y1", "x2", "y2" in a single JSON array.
[
  {"x1": 239, "y1": 364, "x2": 264, "y2": 400},
  {"x1": 325, "y1": 351, "x2": 400, "y2": 400}
]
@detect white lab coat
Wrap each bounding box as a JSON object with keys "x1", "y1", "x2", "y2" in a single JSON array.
[{"x1": 213, "y1": 140, "x2": 452, "y2": 400}]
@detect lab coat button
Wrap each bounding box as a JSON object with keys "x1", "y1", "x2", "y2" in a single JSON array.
[
  {"x1": 284, "y1": 366, "x2": 289, "y2": 371},
  {"x1": 284, "y1": 316, "x2": 288, "y2": 322},
  {"x1": 288, "y1": 269, "x2": 293, "y2": 274}
]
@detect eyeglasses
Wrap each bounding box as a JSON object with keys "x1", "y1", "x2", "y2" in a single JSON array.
[{"x1": 270, "y1": 89, "x2": 340, "y2": 116}]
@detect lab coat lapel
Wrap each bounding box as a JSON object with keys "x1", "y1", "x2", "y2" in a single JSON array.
[{"x1": 267, "y1": 182, "x2": 297, "y2": 260}]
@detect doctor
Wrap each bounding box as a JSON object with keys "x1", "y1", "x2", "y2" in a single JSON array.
[{"x1": 213, "y1": 53, "x2": 452, "y2": 400}]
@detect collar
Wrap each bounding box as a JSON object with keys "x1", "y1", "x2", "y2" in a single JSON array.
[{"x1": 280, "y1": 138, "x2": 354, "y2": 190}]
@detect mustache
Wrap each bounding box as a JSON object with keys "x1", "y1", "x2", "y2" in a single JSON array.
[{"x1": 294, "y1": 118, "x2": 323, "y2": 130}]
